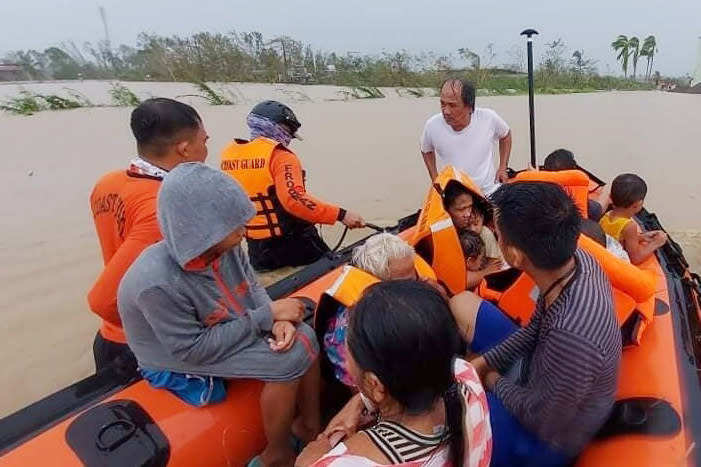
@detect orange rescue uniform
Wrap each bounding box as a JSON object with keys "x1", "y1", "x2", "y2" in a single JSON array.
[
  {"x1": 88, "y1": 170, "x2": 162, "y2": 343},
  {"x1": 221, "y1": 137, "x2": 341, "y2": 240}
]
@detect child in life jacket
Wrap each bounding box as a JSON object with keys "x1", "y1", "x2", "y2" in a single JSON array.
[
  {"x1": 599, "y1": 173, "x2": 667, "y2": 265},
  {"x1": 468, "y1": 201, "x2": 504, "y2": 265},
  {"x1": 580, "y1": 218, "x2": 630, "y2": 263},
  {"x1": 460, "y1": 230, "x2": 503, "y2": 290}
]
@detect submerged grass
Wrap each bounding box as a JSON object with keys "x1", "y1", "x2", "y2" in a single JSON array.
[
  {"x1": 178, "y1": 82, "x2": 234, "y2": 105},
  {"x1": 350, "y1": 86, "x2": 385, "y2": 99},
  {"x1": 0, "y1": 73, "x2": 652, "y2": 116},
  {"x1": 64, "y1": 89, "x2": 94, "y2": 107},
  {"x1": 0, "y1": 91, "x2": 44, "y2": 115},
  {"x1": 195, "y1": 82, "x2": 233, "y2": 105},
  {"x1": 0, "y1": 90, "x2": 90, "y2": 115},
  {"x1": 38, "y1": 95, "x2": 83, "y2": 110},
  {"x1": 396, "y1": 87, "x2": 426, "y2": 98},
  {"x1": 109, "y1": 82, "x2": 141, "y2": 106}
]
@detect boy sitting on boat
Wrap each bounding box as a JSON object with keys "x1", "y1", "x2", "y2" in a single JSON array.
[
  {"x1": 118, "y1": 163, "x2": 321, "y2": 467},
  {"x1": 580, "y1": 218, "x2": 630, "y2": 262}
]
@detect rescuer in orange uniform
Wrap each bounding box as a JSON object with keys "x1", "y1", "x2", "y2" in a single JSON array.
[
  {"x1": 221, "y1": 101, "x2": 365, "y2": 271},
  {"x1": 88, "y1": 98, "x2": 209, "y2": 371}
]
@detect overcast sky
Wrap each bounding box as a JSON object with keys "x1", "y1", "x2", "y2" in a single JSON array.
[{"x1": 1, "y1": 0, "x2": 699, "y2": 76}]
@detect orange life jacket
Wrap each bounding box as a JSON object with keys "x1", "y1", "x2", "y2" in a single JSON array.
[
  {"x1": 588, "y1": 179, "x2": 604, "y2": 196},
  {"x1": 514, "y1": 169, "x2": 590, "y2": 218},
  {"x1": 314, "y1": 257, "x2": 437, "y2": 331},
  {"x1": 413, "y1": 255, "x2": 438, "y2": 281},
  {"x1": 478, "y1": 237, "x2": 655, "y2": 345},
  {"x1": 478, "y1": 270, "x2": 540, "y2": 327},
  {"x1": 579, "y1": 234, "x2": 655, "y2": 345},
  {"x1": 411, "y1": 166, "x2": 486, "y2": 295},
  {"x1": 221, "y1": 137, "x2": 304, "y2": 240},
  {"x1": 322, "y1": 266, "x2": 380, "y2": 309}
]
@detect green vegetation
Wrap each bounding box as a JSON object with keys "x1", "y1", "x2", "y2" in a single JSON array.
[
  {"x1": 109, "y1": 82, "x2": 141, "y2": 106},
  {"x1": 640, "y1": 36, "x2": 658, "y2": 81},
  {"x1": 350, "y1": 86, "x2": 385, "y2": 99},
  {"x1": 64, "y1": 89, "x2": 94, "y2": 107},
  {"x1": 38, "y1": 94, "x2": 83, "y2": 110},
  {"x1": 0, "y1": 90, "x2": 88, "y2": 115},
  {"x1": 179, "y1": 82, "x2": 234, "y2": 105},
  {"x1": 0, "y1": 91, "x2": 43, "y2": 115},
  {"x1": 3, "y1": 31, "x2": 657, "y2": 92},
  {"x1": 395, "y1": 87, "x2": 428, "y2": 98},
  {"x1": 1, "y1": 32, "x2": 657, "y2": 114},
  {"x1": 611, "y1": 34, "x2": 658, "y2": 81}
]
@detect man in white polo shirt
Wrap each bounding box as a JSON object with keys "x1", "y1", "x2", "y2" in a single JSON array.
[{"x1": 421, "y1": 78, "x2": 512, "y2": 195}]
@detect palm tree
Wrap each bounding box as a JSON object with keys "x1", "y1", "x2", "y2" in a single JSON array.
[
  {"x1": 611, "y1": 35, "x2": 631, "y2": 78},
  {"x1": 640, "y1": 35, "x2": 657, "y2": 80},
  {"x1": 629, "y1": 36, "x2": 640, "y2": 80}
]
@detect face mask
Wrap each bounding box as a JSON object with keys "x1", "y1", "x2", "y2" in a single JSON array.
[{"x1": 359, "y1": 390, "x2": 378, "y2": 414}]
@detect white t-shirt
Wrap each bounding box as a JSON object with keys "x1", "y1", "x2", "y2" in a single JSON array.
[
  {"x1": 606, "y1": 235, "x2": 631, "y2": 262},
  {"x1": 420, "y1": 108, "x2": 510, "y2": 195}
]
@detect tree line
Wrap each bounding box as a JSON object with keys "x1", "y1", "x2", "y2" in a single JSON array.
[{"x1": 2, "y1": 30, "x2": 656, "y2": 92}]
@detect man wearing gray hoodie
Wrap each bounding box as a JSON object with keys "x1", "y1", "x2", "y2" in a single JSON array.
[{"x1": 118, "y1": 162, "x2": 320, "y2": 467}]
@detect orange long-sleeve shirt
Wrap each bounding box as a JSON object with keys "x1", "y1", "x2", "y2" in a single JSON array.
[
  {"x1": 269, "y1": 148, "x2": 341, "y2": 225},
  {"x1": 88, "y1": 170, "x2": 162, "y2": 343}
]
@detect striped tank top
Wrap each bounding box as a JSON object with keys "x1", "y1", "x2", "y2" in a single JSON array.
[{"x1": 364, "y1": 420, "x2": 447, "y2": 463}]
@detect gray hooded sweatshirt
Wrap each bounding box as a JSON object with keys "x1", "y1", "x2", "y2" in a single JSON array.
[{"x1": 118, "y1": 162, "x2": 318, "y2": 381}]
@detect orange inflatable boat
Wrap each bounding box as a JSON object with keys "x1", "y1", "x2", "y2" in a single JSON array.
[{"x1": 1, "y1": 170, "x2": 699, "y2": 467}]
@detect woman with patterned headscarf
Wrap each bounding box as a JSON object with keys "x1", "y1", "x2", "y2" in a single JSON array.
[{"x1": 221, "y1": 101, "x2": 365, "y2": 271}]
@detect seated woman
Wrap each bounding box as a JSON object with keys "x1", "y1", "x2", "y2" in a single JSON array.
[
  {"x1": 412, "y1": 166, "x2": 492, "y2": 296},
  {"x1": 353, "y1": 233, "x2": 429, "y2": 282},
  {"x1": 298, "y1": 280, "x2": 492, "y2": 467},
  {"x1": 323, "y1": 233, "x2": 443, "y2": 387}
]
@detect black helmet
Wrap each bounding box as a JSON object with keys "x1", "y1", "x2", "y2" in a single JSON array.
[{"x1": 249, "y1": 100, "x2": 301, "y2": 135}]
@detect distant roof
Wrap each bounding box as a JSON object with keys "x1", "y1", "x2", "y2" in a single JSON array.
[{"x1": 0, "y1": 64, "x2": 24, "y2": 72}]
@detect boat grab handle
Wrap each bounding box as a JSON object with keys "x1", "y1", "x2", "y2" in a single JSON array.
[{"x1": 96, "y1": 419, "x2": 137, "y2": 451}]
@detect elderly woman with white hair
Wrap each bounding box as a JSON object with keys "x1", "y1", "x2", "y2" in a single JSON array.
[
  {"x1": 352, "y1": 233, "x2": 419, "y2": 280},
  {"x1": 320, "y1": 233, "x2": 445, "y2": 387}
]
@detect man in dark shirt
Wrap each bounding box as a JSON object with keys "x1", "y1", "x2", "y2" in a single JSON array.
[{"x1": 450, "y1": 181, "x2": 622, "y2": 466}]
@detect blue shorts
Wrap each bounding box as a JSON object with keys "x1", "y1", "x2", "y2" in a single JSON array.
[
  {"x1": 471, "y1": 300, "x2": 571, "y2": 467},
  {"x1": 470, "y1": 300, "x2": 519, "y2": 354}
]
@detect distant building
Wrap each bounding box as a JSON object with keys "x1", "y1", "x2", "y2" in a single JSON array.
[{"x1": 0, "y1": 63, "x2": 27, "y2": 81}]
